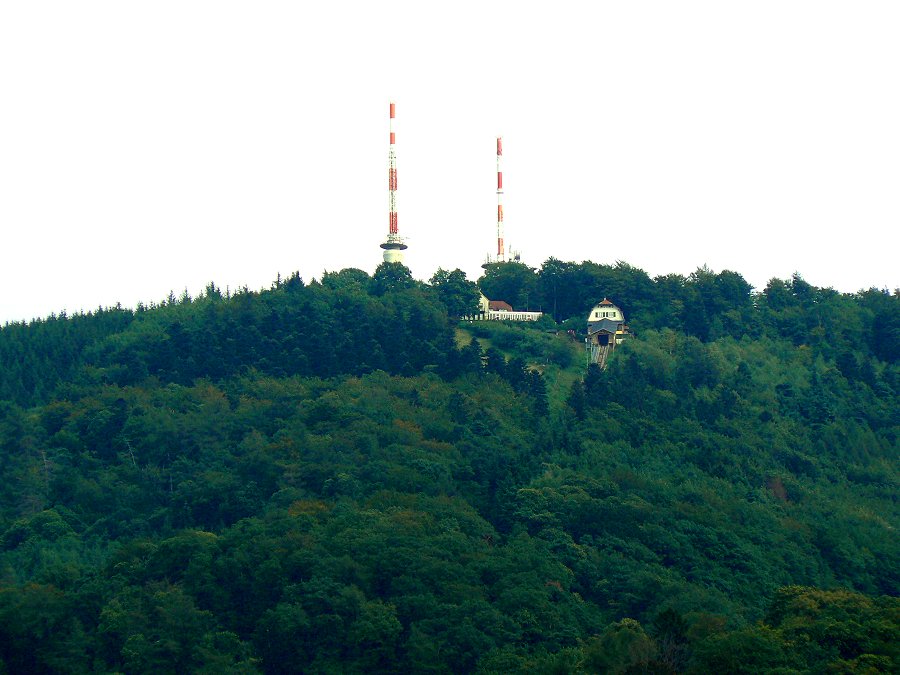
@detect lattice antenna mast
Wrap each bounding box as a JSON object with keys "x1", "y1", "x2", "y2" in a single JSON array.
[
  {"x1": 496, "y1": 137, "x2": 505, "y2": 262},
  {"x1": 380, "y1": 101, "x2": 407, "y2": 262},
  {"x1": 389, "y1": 103, "x2": 398, "y2": 235}
]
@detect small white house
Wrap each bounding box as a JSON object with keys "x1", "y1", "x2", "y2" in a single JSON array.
[
  {"x1": 470, "y1": 292, "x2": 543, "y2": 322},
  {"x1": 586, "y1": 299, "x2": 630, "y2": 366}
]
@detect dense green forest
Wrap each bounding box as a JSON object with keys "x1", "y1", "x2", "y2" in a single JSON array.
[{"x1": 0, "y1": 259, "x2": 897, "y2": 673}]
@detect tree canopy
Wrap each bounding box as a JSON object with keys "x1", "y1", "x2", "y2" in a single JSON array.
[{"x1": 0, "y1": 259, "x2": 897, "y2": 673}]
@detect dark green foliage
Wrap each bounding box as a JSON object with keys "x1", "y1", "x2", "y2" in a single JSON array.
[
  {"x1": 860, "y1": 287, "x2": 900, "y2": 362},
  {"x1": 0, "y1": 306, "x2": 135, "y2": 406},
  {"x1": 478, "y1": 261, "x2": 539, "y2": 311},
  {"x1": 429, "y1": 268, "x2": 480, "y2": 318},
  {"x1": 372, "y1": 262, "x2": 415, "y2": 296},
  {"x1": 565, "y1": 380, "x2": 586, "y2": 421},
  {"x1": 79, "y1": 272, "x2": 455, "y2": 387},
  {"x1": 527, "y1": 370, "x2": 549, "y2": 417},
  {"x1": 0, "y1": 263, "x2": 897, "y2": 673},
  {"x1": 466, "y1": 321, "x2": 575, "y2": 369},
  {"x1": 321, "y1": 267, "x2": 371, "y2": 292}
]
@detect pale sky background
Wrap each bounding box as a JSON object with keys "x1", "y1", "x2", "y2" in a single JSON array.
[{"x1": 1, "y1": 1, "x2": 898, "y2": 324}]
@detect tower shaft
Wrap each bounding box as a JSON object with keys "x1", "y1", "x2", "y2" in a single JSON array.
[
  {"x1": 389, "y1": 102, "x2": 398, "y2": 235},
  {"x1": 380, "y1": 101, "x2": 407, "y2": 262},
  {"x1": 496, "y1": 137, "x2": 504, "y2": 261}
]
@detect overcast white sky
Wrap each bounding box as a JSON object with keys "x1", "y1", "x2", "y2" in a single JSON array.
[{"x1": 1, "y1": 1, "x2": 898, "y2": 324}]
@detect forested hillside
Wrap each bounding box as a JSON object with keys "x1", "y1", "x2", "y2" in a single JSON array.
[{"x1": 1, "y1": 260, "x2": 897, "y2": 674}]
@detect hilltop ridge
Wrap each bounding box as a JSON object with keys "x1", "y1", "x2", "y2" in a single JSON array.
[{"x1": 0, "y1": 259, "x2": 897, "y2": 673}]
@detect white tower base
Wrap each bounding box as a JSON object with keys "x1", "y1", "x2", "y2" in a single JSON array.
[
  {"x1": 383, "y1": 248, "x2": 404, "y2": 264},
  {"x1": 380, "y1": 233, "x2": 407, "y2": 264}
]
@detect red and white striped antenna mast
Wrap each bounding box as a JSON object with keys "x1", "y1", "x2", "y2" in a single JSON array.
[
  {"x1": 380, "y1": 101, "x2": 407, "y2": 263},
  {"x1": 496, "y1": 136, "x2": 505, "y2": 262},
  {"x1": 483, "y1": 136, "x2": 514, "y2": 268}
]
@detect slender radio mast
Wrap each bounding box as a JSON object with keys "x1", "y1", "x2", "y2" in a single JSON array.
[
  {"x1": 380, "y1": 102, "x2": 407, "y2": 263},
  {"x1": 496, "y1": 136, "x2": 505, "y2": 262},
  {"x1": 483, "y1": 136, "x2": 507, "y2": 268}
]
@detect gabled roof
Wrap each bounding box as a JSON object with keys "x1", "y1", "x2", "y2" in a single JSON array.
[
  {"x1": 489, "y1": 300, "x2": 514, "y2": 312},
  {"x1": 587, "y1": 318, "x2": 627, "y2": 335},
  {"x1": 597, "y1": 298, "x2": 615, "y2": 307}
]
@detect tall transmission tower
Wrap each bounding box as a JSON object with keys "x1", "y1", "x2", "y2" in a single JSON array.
[
  {"x1": 496, "y1": 136, "x2": 505, "y2": 263},
  {"x1": 380, "y1": 102, "x2": 407, "y2": 263},
  {"x1": 483, "y1": 136, "x2": 515, "y2": 268}
]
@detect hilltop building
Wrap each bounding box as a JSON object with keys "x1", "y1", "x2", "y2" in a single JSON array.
[
  {"x1": 586, "y1": 299, "x2": 630, "y2": 367},
  {"x1": 471, "y1": 292, "x2": 543, "y2": 322}
]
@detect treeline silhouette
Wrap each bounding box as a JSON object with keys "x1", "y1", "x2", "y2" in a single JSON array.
[{"x1": 0, "y1": 259, "x2": 897, "y2": 673}]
